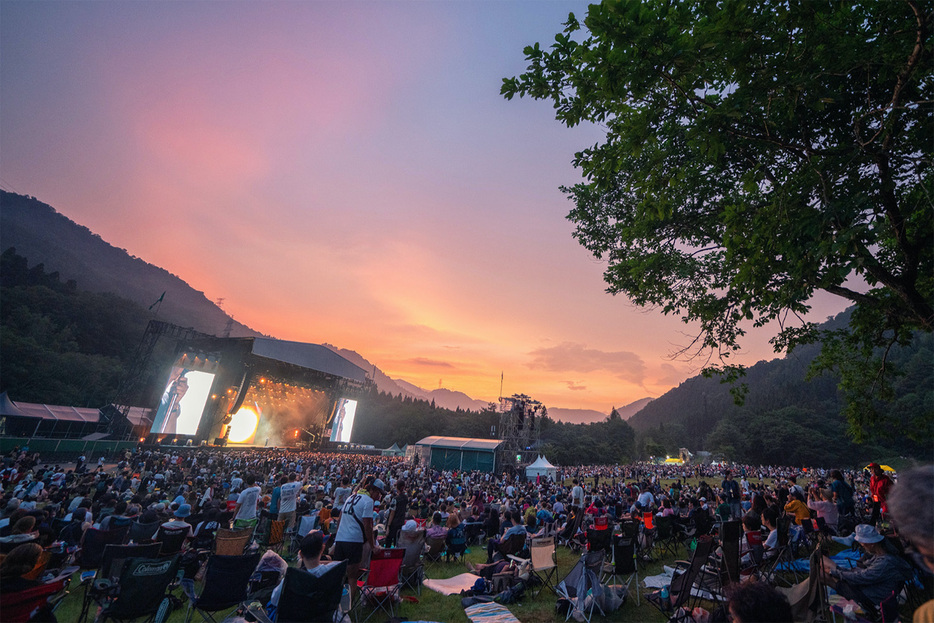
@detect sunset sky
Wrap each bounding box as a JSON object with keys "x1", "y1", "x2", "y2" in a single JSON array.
[{"x1": 0, "y1": 1, "x2": 850, "y2": 414}]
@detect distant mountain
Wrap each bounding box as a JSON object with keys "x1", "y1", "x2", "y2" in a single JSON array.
[
  {"x1": 616, "y1": 397, "x2": 654, "y2": 420},
  {"x1": 391, "y1": 379, "x2": 432, "y2": 400},
  {"x1": 548, "y1": 407, "x2": 607, "y2": 424},
  {"x1": 0, "y1": 191, "x2": 260, "y2": 338}
]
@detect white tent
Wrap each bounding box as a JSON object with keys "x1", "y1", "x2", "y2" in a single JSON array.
[{"x1": 525, "y1": 455, "x2": 558, "y2": 480}]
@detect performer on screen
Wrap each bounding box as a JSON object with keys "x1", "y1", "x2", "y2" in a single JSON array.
[
  {"x1": 158, "y1": 370, "x2": 189, "y2": 435},
  {"x1": 333, "y1": 401, "x2": 346, "y2": 442}
]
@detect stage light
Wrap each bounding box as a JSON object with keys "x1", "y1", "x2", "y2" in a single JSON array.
[{"x1": 228, "y1": 407, "x2": 259, "y2": 443}]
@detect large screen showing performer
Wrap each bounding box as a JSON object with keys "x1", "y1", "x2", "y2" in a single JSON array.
[
  {"x1": 149, "y1": 367, "x2": 216, "y2": 436},
  {"x1": 329, "y1": 398, "x2": 357, "y2": 443}
]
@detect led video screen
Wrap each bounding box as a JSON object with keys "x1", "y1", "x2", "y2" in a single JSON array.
[
  {"x1": 329, "y1": 398, "x2": 357, "y2": 443},
  {"x1": 149, "y1": 367, "x2": 216, "y2": 436}
]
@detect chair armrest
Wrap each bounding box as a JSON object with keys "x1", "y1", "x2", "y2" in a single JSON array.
[
  {"x1": 244, "y1": 602, "x2": 274, "y2": 623},
  {"x1": 507, "y1": 554, "x2": 529, "y2": 564}
]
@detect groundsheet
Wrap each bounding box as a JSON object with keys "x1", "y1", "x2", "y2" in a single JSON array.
[
  {"x1": 423, "y1": 572, "x2": 482, "y2": 596},
  {"x1": 464, "y1": 602, "x2": 521, "y2": 623}
]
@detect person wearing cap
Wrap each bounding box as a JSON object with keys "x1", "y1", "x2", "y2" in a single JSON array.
[
  {"x1": 822, "y1": 524, "x2": 912, "y2": 611},
  {"x1": 332, "y1": 475, "x2": 384, "y2": 600}
]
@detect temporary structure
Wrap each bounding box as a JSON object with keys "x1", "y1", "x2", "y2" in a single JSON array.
[{"x1": 525, "y1": 455, "x2": 558, "y2": 480}]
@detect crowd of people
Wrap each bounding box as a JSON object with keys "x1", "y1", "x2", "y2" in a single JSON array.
[{"x1": 0, "y1": 443, "x2": 930, "y2": 622}]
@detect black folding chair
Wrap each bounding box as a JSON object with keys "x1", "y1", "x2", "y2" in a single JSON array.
[
  {"x1": 96, "y1": 555, "x2": 181, "y2": 623},
  {"x1": 647, "y1": 537, "x2": 716, "y2": 622},
  {"x1": 78, "y1": 543, "x2": 162, "y2": 622},
  {"x1": 155, "y1": 525, "x2": 189, "y2": 556},
  {"x1": 181, "y1": 551, "x2": 261, "y2": 623},
  {"x1": 76, "y1": 528, "x2": 127, "y2": 569},
  {"x1": 128, "y1": 520, "x2": 161, "y2": 544},
  {"x1": 247, "y1": 562, "x2": 348, "y2": 623},
  {"x1": 603, "y1": 533, "x2": 639, "y2": 605}
]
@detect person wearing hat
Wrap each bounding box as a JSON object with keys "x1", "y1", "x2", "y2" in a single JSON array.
[
  {"x1": 332, "y1": 475, "x2": 385, "y2": 600},
  {"x1": 161, "y1": 503, "x2": 194, "y2": 539},
  {"x1": 822, "y1": 524, "x2": 912, "y2": 611}
]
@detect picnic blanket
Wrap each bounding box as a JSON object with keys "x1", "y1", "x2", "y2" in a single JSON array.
[
  {"x1": 423, "y1": 572, "x2": 482, "y2": 596},
  {"x1": 776, "y1": 548, "x2": 861, "y2": 572},
  {"x1": 464, "y1": 602, "x2": 521, "y2": 623}
]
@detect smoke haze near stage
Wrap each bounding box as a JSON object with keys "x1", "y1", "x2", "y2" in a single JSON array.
[{"x1": 226, "y1": 381, "x2": 331, "y2": 447}]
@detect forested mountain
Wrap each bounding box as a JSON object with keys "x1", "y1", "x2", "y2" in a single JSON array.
[
  {"x1": 628, "y1": 310, "x2": 933, "y2": 467},
  {"x1": 0, "y1": 191, "x2": 259, "y2": 338}
]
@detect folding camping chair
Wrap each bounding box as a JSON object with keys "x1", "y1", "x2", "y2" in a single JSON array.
[
  {"x1": 491, "y1": 531, "x2": 527, "y2": 562},
  {"x1": 509, "y1": 536, "x2": 558, "y2": 596},
  {"x1": 76, "y1": 528, "x2": 128, "y2": 569},
  {"x1": 556, "y1": 549, "x2": 606, "y2": 623},
  {"x1": 289, "y1": 512, "x2": 319, "y2": 557},
  {"x1": 398, "y1": 529, "x2": 426, "y2": 595},
  {"x1": 3, "y1": 577, "x2": 71, "y2": 623},
  {"x1": 656, "y1": 515, "x2": 681, "y2": 557},
  {"x1": 128, "y1": 520, "x2": 161, "y2": 544},
  {"x1": 445, "y1": 523, "x2": 467, "y2": 562},
  {"x1": 603, "y1": 532, "x2": 639, "y2": 605},
  {"x1": 78, "y1": 542, "x2": 162, "y2": 623},
  {"x1": 463, "y1": 521, "x2": 483, "y2": 545},
  {"x1": 155, "y1": 525, "x2": 190, "y2": 556},
  {"x1": 213, "y1": 527, "x2": 254, "y2": 556},
  {"x1": 558, "y1": 512, "x2": 585, "y2": 550},
  {"x1": 587, "y1": 526, "x2": 612, "y2": 555},
  {"x1": 95, "y1": 555, "x2": 181, "y2": 623},
  {"x1": 245, "y1": 562, "x2": 348, "y2": 623},
  {"x1": 259, "y1": 520, "x2": 287, "y2": 554},
  {"x1": 181, "y1": 551, "x2": 261, "y2": 623},
  {"x1": 647, "y1": 536, "x2": 717, "y2": 622},
  {"x1": 354, "y1": 548, "x2": 405, "y2": 623},
  {"x1": 423, "y1": 534, "x2": 446, "y2": 566}
]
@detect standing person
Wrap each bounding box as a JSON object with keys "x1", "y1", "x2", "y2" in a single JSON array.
[
  {"x1": 868, "y1": 463, "x2": 894, "y2": 526},
  {"x1": 234, "y1": 474, "x2": 261, "y2": 529},
  {"x1": 332, "y1": 477, "x2": 385, "y2": 601},
  {"x1": 722, "y1": 471, "x2": 742, "y2": 520},
  {"x1": 278, "y1": 472, "x2": 302, "y2": 533},
  {"x1": 384, "y1": 479, "x2": 408, "y2": 549},
  {"x1": 571, "y1": 480, "x2": 585, "y2": 508},
  {"x1": 829, "y1": 470, "x2": 856, "y2": 517},
  {"x1": 333, "y1": 477, "x2": 352, "y2": 510}
]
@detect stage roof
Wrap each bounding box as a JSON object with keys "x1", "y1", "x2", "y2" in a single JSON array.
[
  {"x1": 250, "y1": 339, "x2": 367, "y2": 383},
  {"x1": 10, "y1": 402, "x2": 100, "y2": 423},
  {"x1": 415, "y1": 436, "x2": 503, "y2": 452}
]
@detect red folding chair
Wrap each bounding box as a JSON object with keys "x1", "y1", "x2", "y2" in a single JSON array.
[
  {"x1": 3, "y1": 578, "x2": 69, "y2": 623},
  {"x1": 354, "y1": 548, "x2": 405, "y2": 623}
]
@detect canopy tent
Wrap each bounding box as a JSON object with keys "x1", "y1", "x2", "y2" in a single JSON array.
[
  {"x1": 525, "y1": 455, "x2": 558, "y2": 480},
  {"x1": 664, "y1": 457, "x2": 684, "y2": 464}
]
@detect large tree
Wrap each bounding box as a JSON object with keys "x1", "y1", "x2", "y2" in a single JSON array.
[{"x1": 503, "y1": 0, "x2": 933, "y2": 440}]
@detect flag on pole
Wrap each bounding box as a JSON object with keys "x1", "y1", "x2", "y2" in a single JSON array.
[{"x1": 148, "y1": 291, "x2": 165, "y2": 310}]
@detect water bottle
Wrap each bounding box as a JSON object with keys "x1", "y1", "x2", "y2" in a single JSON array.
[
  {"x1": 340, "y1": 585, "x2": 350, "y2": 613},
  {"x1": 661, "y1": 585, "x2": 670, "y2": 610}
]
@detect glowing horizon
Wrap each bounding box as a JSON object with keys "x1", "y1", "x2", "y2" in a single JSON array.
[{"x1": 0, "y1": 1, "x2": 851, "y2": 414}]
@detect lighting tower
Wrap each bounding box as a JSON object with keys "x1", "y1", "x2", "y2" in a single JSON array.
[{"x1": 498, "y1": 393, "x2": 543, "y2": 468}]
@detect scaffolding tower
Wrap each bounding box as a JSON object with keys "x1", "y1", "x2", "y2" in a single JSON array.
[{"x1": 497, "y1": 393, "x2": 543, "y2": 468}]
